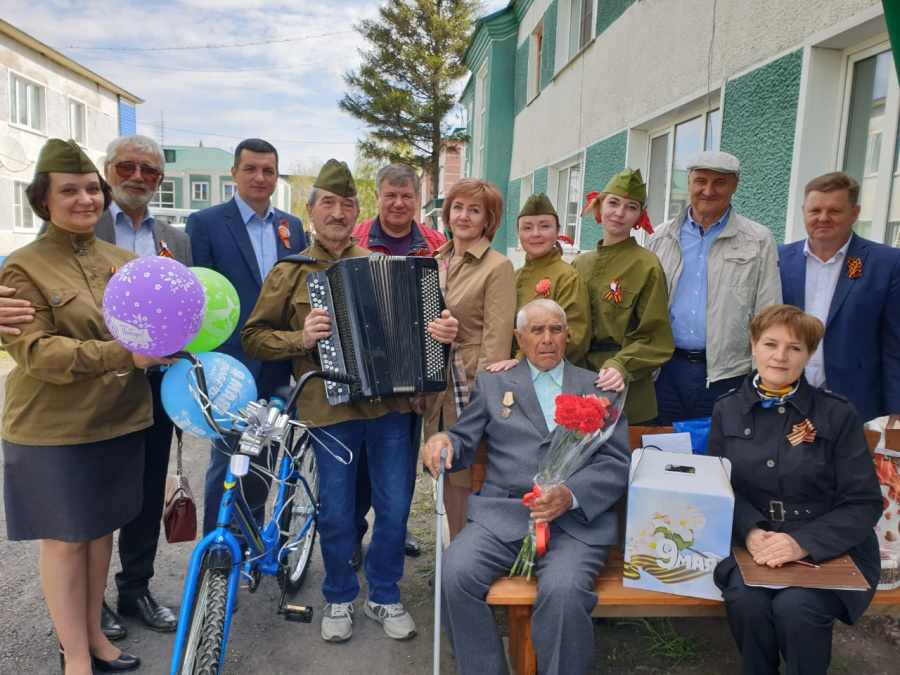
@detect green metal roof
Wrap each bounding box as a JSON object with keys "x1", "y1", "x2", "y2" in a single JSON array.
[{"x1": 163, "y1": 146, "x2": 234, "y2": 172}]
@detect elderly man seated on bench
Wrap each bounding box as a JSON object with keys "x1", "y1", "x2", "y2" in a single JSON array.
[{"x1": 422, "y1": 299, "x2": 631, "y2": 675}]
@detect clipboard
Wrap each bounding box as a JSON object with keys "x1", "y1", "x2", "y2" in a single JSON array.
[{"x1": 734, "y1": 547, "x2": 870, "y2": 591}]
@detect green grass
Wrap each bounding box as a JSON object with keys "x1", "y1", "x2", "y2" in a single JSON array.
[{"x1": 614, "y1": 618, "x2": 706, "y2": 664}]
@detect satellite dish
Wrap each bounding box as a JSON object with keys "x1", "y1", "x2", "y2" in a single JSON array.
[{"x1": 0, "y1": 136, "x2": 32, "y2": 172}]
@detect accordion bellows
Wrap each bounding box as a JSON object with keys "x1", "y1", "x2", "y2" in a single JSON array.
[{"x1": 307, "y1": 256, "x2": 450, "y2": 404}]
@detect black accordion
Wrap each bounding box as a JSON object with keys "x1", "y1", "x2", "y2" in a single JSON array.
[{"x1": 307, "y1": 256, "x2": 450, "y2": 404}]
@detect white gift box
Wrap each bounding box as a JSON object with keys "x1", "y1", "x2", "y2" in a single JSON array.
[{"x1": 623, "y1": 448, "x2": 734, "y2": 601}]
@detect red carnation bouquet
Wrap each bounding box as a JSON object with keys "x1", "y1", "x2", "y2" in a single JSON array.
[{"x1": 509, "y1": 389, "x2": 627, "y2": 579}]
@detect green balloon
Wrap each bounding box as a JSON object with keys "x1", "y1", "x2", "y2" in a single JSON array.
[{"x1": 184, "y1": 267, "x2": 240, "y2": 352}]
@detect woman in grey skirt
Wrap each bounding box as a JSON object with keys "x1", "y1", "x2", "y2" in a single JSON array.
[{"x1": 0, "y1": 139, "x2": 174, "y2": 675}]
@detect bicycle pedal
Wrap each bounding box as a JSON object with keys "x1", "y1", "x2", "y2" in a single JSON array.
[{"x1": 280, "y1": 604, "x2": 314, "y2": 623}]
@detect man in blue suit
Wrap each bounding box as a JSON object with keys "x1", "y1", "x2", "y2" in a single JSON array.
[
  {"x1": 779, "y1": 171, "x2": 900, "y2": 427},
  {"x1": 186, "y1": 138, "x2": 308, "y2": 534}
]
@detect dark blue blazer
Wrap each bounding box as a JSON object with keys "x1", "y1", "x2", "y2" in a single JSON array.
[
  {"x1": 779, "y1": 234, "x2": 900, "y2": 422},
  {"x1": 186, "y1": 198, "x2": 307, "y2": 399}
]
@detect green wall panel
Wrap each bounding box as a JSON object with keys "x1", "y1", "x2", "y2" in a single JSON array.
[
  {"x1": 596, "y1": 0, "x2": 636, "y2": 37},
  {"x1": 721, "y1": 49, "x2": 803, "y2": 244},
  {"x1": 515, "y1": 40, "x2": 529, "y2": 115},
  {"x1": 533, "y1": 167, "x2": 549, "y2": 195},
  {"x1": 171, "y1": 176, "x2": 184, "y2": 209},
  {"x1": 580, "y1": 130, "x2": 627, "y2": 248},
  {"x1": 506, "y1": 178, "x2": 522, "y2": 249},
  {"x1": 485, "y1": 39, "x2": 517, "y2": 252},
  {"x1": 541, "y1": 1, "x2": 557, "y2": 90}
]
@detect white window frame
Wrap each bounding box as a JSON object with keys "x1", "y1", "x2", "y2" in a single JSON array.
[
  {"x1": 549, "y1": 154, "x2": 585, "y2": 248},
  {"x1": 472, "y1": 63, "x2": 489, "y2": 178},
  {"x1": 222, "y1": 182, "x2": 235, "y2": 201},
  {"x1": 192, "y1": 181, "x2": 209, "y2": 202},
  {"x1": 556, "y1": 0, "x2": 596, "y2": 68},
  {"x1": 8, "y1": 71, "x2": 46, "y2": 134},
  {"x1": 13, "y1": 180, "x2": 36, "y2": 231},
  {"x1": 528, "y1": 21, "x2": 544, "y2": 101},
  {"x1": 151, "y1": 180, "x2": 175, "y2": 208},
  {"x1": 835, "y1": 40, "x2": 899, "y2": 246},
  {"x1": 67, "y1": 97, "x2": 87, "y2": 145}
]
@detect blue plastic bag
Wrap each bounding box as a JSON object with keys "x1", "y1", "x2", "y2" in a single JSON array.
[{"x1": 673, "y1": 417, "x2": 712, "y2": 455}]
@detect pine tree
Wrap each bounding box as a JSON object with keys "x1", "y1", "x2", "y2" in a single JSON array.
[{"x1": 339, "y1": 0, "x2": 480, "y2": 200}]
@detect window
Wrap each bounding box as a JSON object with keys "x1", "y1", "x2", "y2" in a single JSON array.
[
  {"x1": 151, "y1": 180, "x2": 175, "y2": 208},
  {"x1": 192, "y1": 182, "x2": 209, "y2": 201},
  {"x1": 164, "y1": 149, "x2": 176, "y2": 163},
  {"x1": 222, "y1": 183, "x2": 235, "y2": 201},
  {"x1": 645, "y1": 109, "x2": 720, "y2": 226},
  {"x1": 68, "y1": 99, "x2": 86, "y2": 145},
  {"x1": 564, "y1": 0, "x2": 593, "y2": 62},
  {"x1": 9, "y1": 73, "x2": 45, "y2": 133},
  {"x1": 839, "y1": 45, "x2": 900, "y2": 247},
  {"x1": 13, "y1": 181, "x2": 35, "y2": 231},
  {"x1": 529, "y1": 22, "x2": 544, "y2": 100},
  {"x1": 554, "y1": 158, "x2": 583, "y2": 244}
]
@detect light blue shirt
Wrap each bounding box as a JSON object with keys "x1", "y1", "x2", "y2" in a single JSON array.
[
  {"x1": 234, "y1": 193, "x2": 278, "y2": 279},
  {"x1": 669, "y1": 207, "x2": 730, "y2": 350},
  {"x1": 110, "y1": 202, "x2": 156, "y2": 257},
  {"x1": 526, "y1": 359, "x2": 580, "y2": 510}
]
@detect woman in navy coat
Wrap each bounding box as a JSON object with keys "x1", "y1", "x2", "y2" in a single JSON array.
[{"x1": 707, "y1": 305, "x2": 883, "y2": 675}]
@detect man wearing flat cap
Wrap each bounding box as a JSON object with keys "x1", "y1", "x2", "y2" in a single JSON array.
[
  {"x1": 185, "y1": 138, "x2": 307, "y2": 537},
  {"x1": 243, "y1": 160, "x2": 457, "y2": 644},
  {"x1": 646, "y1": 150, "x2": 781, "y2": 424}
]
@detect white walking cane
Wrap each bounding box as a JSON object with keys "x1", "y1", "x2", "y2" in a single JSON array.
[{"x1": 433, "y1": 447, "x2": 448, "y2": 675}]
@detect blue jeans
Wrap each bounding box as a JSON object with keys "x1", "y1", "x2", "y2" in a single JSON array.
[
  {"x1": 313, "y1": 412, "x2": 413, "y2": 605},
  {"x1": 654, "y1": 357, "x2": 746, "y2": 425}
]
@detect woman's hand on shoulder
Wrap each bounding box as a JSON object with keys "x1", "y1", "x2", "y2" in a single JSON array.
[
  {"x1": 752, "y1": 531, "x2": 809, "y2": 568},
  {"x1": 132, "y1": 353, "x2": 178, "y2": 370},
  {"x1": 486, "y1": 359, "x2": 518, "y2": 373},
  {"x1": 595, "y1": 367, "x2": 625, "y2": 392}
]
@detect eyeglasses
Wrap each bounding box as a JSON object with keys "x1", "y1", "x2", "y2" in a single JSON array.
[{"x1": 112, "y1": 161, "x2": 161, "y2": 182}]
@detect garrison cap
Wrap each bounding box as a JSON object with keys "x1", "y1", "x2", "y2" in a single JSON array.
[
  {"x1": 35, "y1": 138, "x2": 98, "y2": 176},
  {"x1": 601, "y1": 168, "x2": 647, "y2": 206},
  {"x1": 313, "y1": 159, "x2": 357, "y2": 198},
  {"x1": 518, "y1": 193, "x2": 558, "y2": 220}
]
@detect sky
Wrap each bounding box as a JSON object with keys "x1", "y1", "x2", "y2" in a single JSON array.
[{"x1": 3, "y1": 0, "x2": 508, "y2": 173}]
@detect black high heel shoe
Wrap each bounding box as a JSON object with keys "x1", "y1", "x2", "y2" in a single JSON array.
[{"x1": 90, "y1": 651, "x2": 141, "y2": 673}]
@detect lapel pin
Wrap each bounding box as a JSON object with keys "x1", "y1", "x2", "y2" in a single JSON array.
[
  {"x1": 604, "y1": 278, "x2": 622, "y2": 304},
  {"x1": 847, "y1": 256, "x2": 862, "y2": 279},
  {"x1": 278, "y1": 220, "x2": 291, "y2": 249},
  {"x1": 787, "y1": 419, "x2": 817, "y2": 446}
]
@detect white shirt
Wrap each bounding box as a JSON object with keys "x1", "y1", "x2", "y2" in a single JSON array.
[{"x1": 803, "y1": 238, "x2": 851, "y2": 388}]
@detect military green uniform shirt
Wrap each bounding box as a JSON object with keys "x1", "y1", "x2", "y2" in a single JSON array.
[
  {"x1": 572, "y1": 237, "x2": 674, "y2": 424},
  {"x1": 241, "y1": 238, "x2": 410, "y2": 428},
  {"x1": 515, "y1": 248, "x2": 590, "y2": 367}
]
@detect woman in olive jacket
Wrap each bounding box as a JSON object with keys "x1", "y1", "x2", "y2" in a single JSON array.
[
  {"x1": 0, "y1": 140, "x2": 173, "y2": 675},
  {"x1": 707, "y1": 305, "x2": 882, "y2": 675}
]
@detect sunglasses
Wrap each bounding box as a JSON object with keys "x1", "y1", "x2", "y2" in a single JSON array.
[{"x1": 113, "y1": 161, "x2": 162, "y2": 182}]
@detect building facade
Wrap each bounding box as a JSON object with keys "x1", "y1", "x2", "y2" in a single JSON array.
[
  {"x1": 462, "y1": 0, "x2": 897, "y2": 265},
  {"x1": 0, "y1": 19, "x2": 141, "y2": 255},
  {"x1": 420, "y1": 139, "x2": 466, "y2": 229},
  {"x1": 151, "y1": 145, "x2": 292, "y2": 220}
]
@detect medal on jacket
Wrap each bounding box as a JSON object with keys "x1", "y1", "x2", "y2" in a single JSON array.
[
  {"x1": 604, "y1": 278, "x2": 622, "y2": 304},
  {"x1": 847, "y1": 256, "x2": 862, "y2": 279},
  {"x1": 501, "y1": 391, "x2": 514, "y2": 419},
  {"x1": 787, "y1": 419, "x2": 817, "y2": 446},
  {"x1": 157, "y1": 240, "x2": 175, "y2": 259},
  {"x1": 278, "y1": 220, "x2": 291, "y2": 249}
]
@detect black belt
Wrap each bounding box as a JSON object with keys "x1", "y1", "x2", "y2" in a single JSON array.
[
  {"x1": 673, "y1": 348, "x2": 706, "y2": 363},
  {"x1": 762, "y1": 500, "x2": 829, "y2": 523},
  {"x1": 589, "y1": 340, "x2": 621, "y2": 353}
]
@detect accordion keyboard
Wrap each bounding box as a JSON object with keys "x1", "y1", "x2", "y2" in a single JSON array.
[{"x1": 307, "y1": 273, "x2": 352, "y2": 402}]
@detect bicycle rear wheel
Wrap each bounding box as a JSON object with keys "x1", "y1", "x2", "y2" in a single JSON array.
[
  {"x1": 178, "y1": 554, "x2": 230, "y2": 675},
  {"x1": 278, "y1": 432, "x2": 319, "y2": 594}
]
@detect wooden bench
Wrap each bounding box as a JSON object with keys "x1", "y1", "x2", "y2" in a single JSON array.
[{"x1": 470, "y1": 426, "x2": 900, "y2": 675}]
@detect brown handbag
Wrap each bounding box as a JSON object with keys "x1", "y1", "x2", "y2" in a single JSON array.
[{"x1": 163, "y1": 428, "x2": 197, "y2": 543}]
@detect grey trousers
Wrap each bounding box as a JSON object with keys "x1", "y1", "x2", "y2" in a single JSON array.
[{"x1": 441, "y1": 520, "x2": 608, "y2": 675}]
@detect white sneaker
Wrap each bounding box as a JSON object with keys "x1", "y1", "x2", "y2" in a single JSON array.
[
  {"x1": 321, "y1": 602, "x2": 354, "y2": 642},
  {"x1": 363, "y1": 599, "x2": 417, "y2": 640}
]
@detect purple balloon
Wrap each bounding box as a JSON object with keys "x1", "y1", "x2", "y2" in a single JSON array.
[{"x1": 103, "y1": 257, "x2": 207, "y2": 357}]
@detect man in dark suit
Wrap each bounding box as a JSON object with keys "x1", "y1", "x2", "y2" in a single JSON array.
[
  {"x1": 185, "y1": 138, "x2": 307, "y2": 535},
  {"x1": 779, "y1": 171, "x2": 900, "y2": 427},
  {"x1": 5, "y1": 135, "x2": 190, "y2": 635},
  {"x1": 422, "y1": 299, "x2": 631, "y2": 675}
]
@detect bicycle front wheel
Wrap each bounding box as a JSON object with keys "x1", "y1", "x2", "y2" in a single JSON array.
[
  {"x1": 178, "y1": 555, "x2": 230, "y2": 675},
  {"x1": 278, "y1": 432, "x2": 319, "y2": 594}
]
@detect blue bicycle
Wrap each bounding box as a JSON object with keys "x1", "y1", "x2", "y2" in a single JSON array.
[{"x1": 168, "y1": 353, "x2": 354, "y2": 674}]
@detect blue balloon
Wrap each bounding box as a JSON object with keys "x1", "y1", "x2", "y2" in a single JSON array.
[{"x1": 161, "y1": 352, "x2": 258, "y2": 439}]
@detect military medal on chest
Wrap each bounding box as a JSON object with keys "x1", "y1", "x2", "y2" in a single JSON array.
[
  {"x1": 604, "y1": 278, "x2": 622, "y2": 304},
  {"x1": 501, "y1": 391, "x2": 514, "y2": 419}
]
